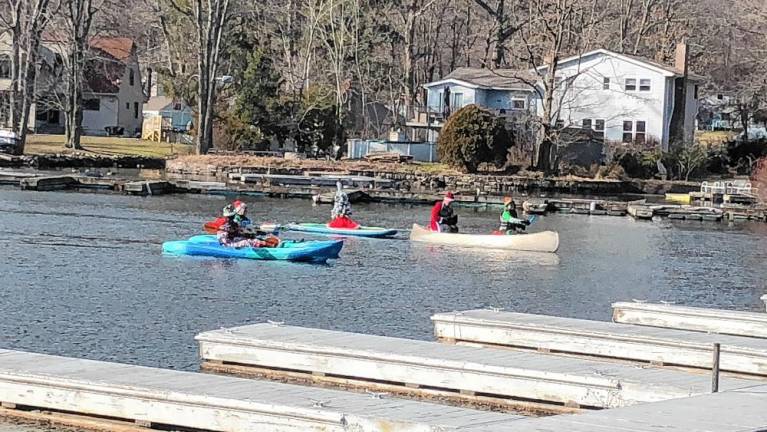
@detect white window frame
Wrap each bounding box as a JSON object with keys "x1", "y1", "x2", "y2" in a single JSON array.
[
  {"x1": 594, "y1": 119, "x2": 605, "y2": 132},
  {"x1": 624, "y1": 78, "x2": 637, "y2": 91},
  {"x1": 582, "y1": 118, "x2": 592, "y2": 129},
  {"x1": 621, "y1": 120, "x2": 647, "y2": 143},
  {"x1": 0, "y1": 55, "x2": 10, "y2": 79},
  {"x1": 602, "y1": 77, "x2": 610, "y2": 90},
  {"x1": 639, "y1": 79, "x2": 651, "y2": 92},
  {"x1": 510, "y1": 97, "x2": 527, "y2": 110}
]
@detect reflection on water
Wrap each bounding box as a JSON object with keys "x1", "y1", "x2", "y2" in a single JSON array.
[
  {"x1": 0, "y1": 188, "x2": 765, "y2": 376},
  {"x1": 409, "y1": 243, "x2": 561, "y2": 267}
]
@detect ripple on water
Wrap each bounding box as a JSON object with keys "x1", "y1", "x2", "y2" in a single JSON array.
[{"x1": 0, "y1": 188, "x2": 765, "y2": 374}]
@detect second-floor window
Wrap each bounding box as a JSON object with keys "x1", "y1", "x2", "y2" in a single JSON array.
[
  {"x1": 639, "y1": 79, "x2": 651, "y2": 92},
  {"x1": 134, "y1": 102, "x2": 139, "y2": 119},
  {"x1": 625, "y1": 78, "x2": 637, "y2": 91},
  {"x1": 129, "y1": 68, "x2": 135, "y2": 86},
  {"x1": 0, "y1": 55, "x2": 10, "y2": 79},
  {"x1": 582, "y1": 119, "x2": 592, "y2": 129},
  {"x1": 603, "y1": 77, "x2": 610, "y2": 90}
]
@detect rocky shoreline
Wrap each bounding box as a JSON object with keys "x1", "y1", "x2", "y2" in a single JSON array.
[
  {"x1": 0, "y1": 153, "x2": 166, "y2": 170},
  {"x1": 165, "y1": 156, "x2": 700, "y2": 197}
]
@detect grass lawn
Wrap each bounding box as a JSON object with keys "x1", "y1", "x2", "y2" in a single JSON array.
[{"x1": 25, "y1": 134, "x2": 195, "y2": 158}]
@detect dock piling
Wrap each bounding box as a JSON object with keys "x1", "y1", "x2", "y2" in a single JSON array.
[{"x1": 712, "y1": 343, "x2": 721, "y2": 393}]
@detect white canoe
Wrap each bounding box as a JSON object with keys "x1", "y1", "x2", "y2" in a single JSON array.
[{"x1": 409, "y1": 224, "x2": 559, "y2": 253}]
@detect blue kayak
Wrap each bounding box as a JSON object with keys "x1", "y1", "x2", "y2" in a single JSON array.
[
  {"x1": 162, "y1": 237, "x2": 343, "y2": 263},
  {"x1": 286, "y1": 223, "x2": 397, "y2": 238}
]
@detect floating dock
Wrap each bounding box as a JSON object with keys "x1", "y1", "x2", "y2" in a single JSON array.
[
  {"x1": 503, "y1": 383, "x2": 767, "y2": 432},
  {"x1": 0, "y1": 349, "x2": 525, "y2": 432},
  {"x1": 18, "y1": 175, "x2": 79, "y2": 191},
  {"x1": 613, "y1": 302, "x2": 767, "y2": 338},
  {"x1": 432, "y1": 309, "x2": 767, "y2": 375},
  {"x1": 196, "y1": 324, "x2": 758, "y2": 410}
]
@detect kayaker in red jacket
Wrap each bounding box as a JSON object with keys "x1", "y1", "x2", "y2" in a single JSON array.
[
  {"x1": 205, "y1": 200, "x2": 251, "y2": 233},
  {"x1": 217, "y1": 205, "x2": 278, "y2": 248},
  {"x1": 328, "y1": 181, "x2": 360, "y2": 229},
  {"x1": 430, "y1": 192, "x2": 458, "y2": 232}
]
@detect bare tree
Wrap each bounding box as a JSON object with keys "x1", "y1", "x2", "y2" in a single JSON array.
[
  {"x1": 56, "y1": 0, "x2": 103, "y2": 149},
  {"x1": 519, "y1": 0, "x2": 600, "y2": 172},
  {"x1": 471, "y1": 0, "x2": 526, "y2": 68},
  {"x1": 0, "y1": 0, "x2": 57, "y2": 154},
  {"x1": 165, "y1": 0, "x2": 231, "y2": 154}
]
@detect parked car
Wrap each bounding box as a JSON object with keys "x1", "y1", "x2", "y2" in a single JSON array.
[{"x1": 0, "y1": 129, "x2": 19, "y2": 154}]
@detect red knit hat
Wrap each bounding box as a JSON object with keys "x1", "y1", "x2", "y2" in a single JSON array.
[{"x1": 444, "y1": 191, "x2": 455, "y2": 202}]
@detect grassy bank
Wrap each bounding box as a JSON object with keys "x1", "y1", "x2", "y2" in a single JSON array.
[{"x1": 25, "y1": 135, "x2": 195, "y2": 158}]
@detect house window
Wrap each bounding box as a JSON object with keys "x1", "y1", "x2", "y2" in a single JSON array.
[
  {"x1": 603, "y1": 77, "x2": 610, "y2": 90},
  {"x1": 639, "y1": 79, "x2": 651, "y2": 92},
  {"x1": 511, "y1": 98, "x2": 526, "y2": 110},
  {"x1": 582, "y1": 119, "x2": 592, "y2": 129},
  {"x1": 622, "y1": 120, "x2": 633, "y2": 143},
  {"x1": 83, "y1": 98, "x2": 100, "y2": 111},
  {"x1": 555, "y1": 119, "x2": 565, "y2": 128},
  {"x1": 594, "y1": 119, "x2": 605, "y2": 132},
  {"x1": 635, "y1": 121, "x2": 646, "y2": 143},
  {"x1": 129, "y1": 69, "x2": 135, "y2": 86},
  {"x1": 0, "y1": 55, "x2": 10, "y2": 79},
  {"x1": 625, "y1": 78, "x2": 636, "y2": 91},
  {"x1": 125, "y1": 102, "x2": 130, "y2": 109},
  {"x1": 694, "y1": 85, "x2": 699, "y2": 100},
  {"x1": 173, "y1": 102, "x2": 182, "y2": 111},
  {"x1": 133, "y1": 102, "x2": 139, "y2": 119},
  {"x1": 450, "y1": 93, "x2": 463, "y2": 109}
]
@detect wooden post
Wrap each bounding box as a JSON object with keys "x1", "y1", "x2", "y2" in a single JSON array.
[{"x1": 711, "y1": 343, "x2": 720, "y2": 393}]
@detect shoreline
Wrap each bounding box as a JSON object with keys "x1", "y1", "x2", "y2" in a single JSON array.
[{"x1": 1, "y1": 154, "x2": 764, "y2": 222}]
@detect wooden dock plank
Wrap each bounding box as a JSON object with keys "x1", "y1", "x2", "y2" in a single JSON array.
[
  {"x1": 431, "y1": 309, "x2": 767, "y2": 376},
  {"x1": 612, "y1": 301, "x2": 767, "y2": 338},
  {"x1": 493, "y1": 384, "x2": 767, "y2": 432},
  {"x1": 196, "y1": 324, "x2": 761, "y2": 409},
  {"x1": 0, "y1": 350, "x2": 525, "y2": 432}
]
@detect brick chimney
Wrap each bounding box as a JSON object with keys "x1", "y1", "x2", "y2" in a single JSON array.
[{"x1": 675, "y1": 42, "x2": 688, "y2": 75}]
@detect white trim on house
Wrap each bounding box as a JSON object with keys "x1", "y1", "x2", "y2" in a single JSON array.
[
  {"x1": 423, "y1": 78, "x2": 533, "y2": 92},
  {"x1": 539, "y1": 49, "x2": 675, "y2": 77}
]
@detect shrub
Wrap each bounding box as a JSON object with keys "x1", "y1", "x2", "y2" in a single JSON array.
[
  {"x1": 437, "y1": 105, "x2": 511, "y2": 173},
  {"x1": 613, "y1": 147, "x2": 660, "y2": 179}
]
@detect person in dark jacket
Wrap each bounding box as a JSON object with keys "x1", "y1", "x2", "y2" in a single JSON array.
[{"x1": 429, "y1": 191, "x2": 458, "y2": 233}]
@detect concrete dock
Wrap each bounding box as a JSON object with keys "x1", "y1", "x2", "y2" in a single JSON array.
[
  {"x1": 500, "y1": 383, "x2": 767, "y2": 432},
  {"x1": 196, "y1": 324, "x2": 760, "y2": 410},
  {"x1": 0, "y1": 349, "x2": 526, "y2": 432},
  {"x1": 613, "y1": 301, "x2": 767, "y2": 338},
  {"x1": 432, "y1": 309, "x2": 767, "y2": 375}
]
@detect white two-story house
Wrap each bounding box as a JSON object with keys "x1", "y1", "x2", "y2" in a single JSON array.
[
  {"x1": 544, "y1": 46, "x2": 700, "y2": 150},
  {"x1": 411, "y1": 45, "x2": 701, "y2": 150}
]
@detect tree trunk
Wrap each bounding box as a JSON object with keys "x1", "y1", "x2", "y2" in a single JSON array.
[
  {"x1": 493, "y1": 0, "x2": 506, "y2": 68},
  {"x1": 740, "y1": 104, "x2": 750, "y2": 144}
]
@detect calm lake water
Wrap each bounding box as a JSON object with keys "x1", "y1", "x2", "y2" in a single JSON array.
[{"x1": 0, "y1": 187, "x2": 767, "y2": 429}]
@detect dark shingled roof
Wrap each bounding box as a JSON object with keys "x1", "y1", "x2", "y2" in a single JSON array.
[{"x1": 440, "y1": 67, "x2": 537, "y2": 90}]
